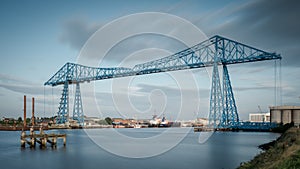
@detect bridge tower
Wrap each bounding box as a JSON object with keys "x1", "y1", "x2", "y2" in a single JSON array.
[
  {"x1": 208, "y1": 62, "x2": 239, "y2": 129},
  {"x1": 209, "y1": 59, "x2": 223, "y2": 128},
  {"x1": 222, "y1": 64, "x2": 239, "y2": 128},
  {"x1": 208, "y1": 37, "x2": 239, "y2": 129},
  {"x1": 56, "y1": 82, "x2": 84, "y2": 126},
  {"x1": 56, "y1": 81, "x2": 69, "y2": 124},
  {"x1": 73, "y1": 83, "x2": 84, "y2": 126}
]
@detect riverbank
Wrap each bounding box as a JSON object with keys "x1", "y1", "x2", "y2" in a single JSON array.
[
  {"x1": 237, "y1": 127, "x2": 300, "y2": 169},
  {"x1": 0, "y1": 125, "x2": 47, "y2": 131},
  {"x1": 0, "y1": 125, "x2": 114, "y2": 131}
]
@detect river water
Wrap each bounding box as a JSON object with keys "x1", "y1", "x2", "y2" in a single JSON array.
[{"x1": 0, "y1": 128, "x2": 279, "y2": 169}]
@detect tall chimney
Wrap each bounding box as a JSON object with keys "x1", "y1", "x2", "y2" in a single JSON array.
[
  {"x1": 32, "y1": 97, "x2": 35, "y2": 126},
  {"x1": 24, "y1": 95, "x2": 26, "y2": 127}
]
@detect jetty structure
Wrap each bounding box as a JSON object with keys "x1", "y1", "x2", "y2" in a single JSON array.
[
  {"x1": 21, "y1": 127, "x2": 66, "y2": 148},
  {"x1": 20, "y1": 95, "x2": 66, "y2": 148}
]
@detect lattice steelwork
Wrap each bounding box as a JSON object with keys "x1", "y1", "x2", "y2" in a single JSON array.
[
  {"x1": 73, "y1": 83, "x2": 84, "y2": 126},
  {"x1": 45, "y1": 35, "x2": 281, "y2": 128},
  {"x1": 222, "y1": 65, "x2": 239, "y2": 128},
  {"x1": 208, "y1": 61, "x2": 223, "y2": 129},
  {"x1": 56, "y1": 81, "x2": 69, "y2": 124}
]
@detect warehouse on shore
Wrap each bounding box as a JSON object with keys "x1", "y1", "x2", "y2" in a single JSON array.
[{"x1": 270, "y1": 106, "x2": 300, "y2": 126}]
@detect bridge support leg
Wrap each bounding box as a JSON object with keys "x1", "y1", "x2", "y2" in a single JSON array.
[
  {"x1": 209, "y1": 61, "x2": 223, "y2": 129},
  {"x1": 57, "y1": 81, "x2": 69, "y2": 124},
  {"x1": 73, "y1": 83, "x2": 84, "y2": 126},
  {"x1": 222, "y1": 65, "x2": 239, "y2": 128}
]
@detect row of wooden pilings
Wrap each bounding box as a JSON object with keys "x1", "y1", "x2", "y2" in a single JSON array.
[{"x1": 21, "y1": 127, "x2": 66, "y2": 148}]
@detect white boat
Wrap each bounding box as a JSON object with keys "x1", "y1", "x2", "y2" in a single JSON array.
[
  {"x1": 134, "y1": 124, "x2": 141, "y2": 128},
  {"x1": 160, "y1": 116, "x2": 169, "y2": 127},
  {"x1": 150, "y1": 115, "x2": 161, "y2": 125},
  {"x1": 149, "y1": 114, "x2": 169, "y2": 127}
]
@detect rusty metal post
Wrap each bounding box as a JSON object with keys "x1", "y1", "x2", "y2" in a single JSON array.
[
  {"x1": 32, "y1": 97, "x2": 35, "y2": 126},
  {"x1": 24, "y1": 95, "x2": 26, "y2": 128}
]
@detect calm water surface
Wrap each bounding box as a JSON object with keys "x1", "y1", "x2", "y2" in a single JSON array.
[{"x1": 0, "y1": 128, "x2": 279, "y2": 169}]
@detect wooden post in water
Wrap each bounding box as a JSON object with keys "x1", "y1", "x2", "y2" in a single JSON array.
[
  {"x1": 41, "y1": 127, "x2": 46, "y2": 147},
  {"x1": 42, "y1": 137, "x2": 47, "y2": 147},
  {"x1": 21, "y1": 130, "x2": 26, "y2": 147},
  {"x1": 48, "y1": 136, "x2": 57, "y2": 147},
  {"x1": 39, "y1": 127, "x2": 44, "y2": 135},
  {"x1": 63, "y1": 136, "x2": 66, "y2": 146},
  {"x1": 30, "y1": 137, "x2": 35, "y2": 148},
  {"x1": 52, "y1": 137, "x2": 57, "y2": 146},
  {"x1": 30, "y1": 127, "x2": 34, "y2": 135},
  {"x1": 29, "y1": 127, "x2": 35, "y2": 147}
]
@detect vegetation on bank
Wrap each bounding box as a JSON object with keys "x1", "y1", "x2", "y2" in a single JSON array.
[
  {"x1": 238, "y1": 124, "x2": 300, "y2": 169},
  {"x1": 271, "y1": 122, "x2": 295, "y2": 133},
  {"x1": 0, "y1": 116, "x2": 57, "y2": 126},
  {"x1": 0, "y1": 117, "x2": 29, "y2": 126},
  {"x1": 96, "y1": 117, "x2": 113, "y2": 125}
]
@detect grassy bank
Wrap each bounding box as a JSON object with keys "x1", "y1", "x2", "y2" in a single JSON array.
[{"x1": 238, "y1": 127, "x2": 300, "y2": 169}]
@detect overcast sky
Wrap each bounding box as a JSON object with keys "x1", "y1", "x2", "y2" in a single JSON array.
[{"x1": 0, "y1": 0, "x2": 299, "y2": 121}]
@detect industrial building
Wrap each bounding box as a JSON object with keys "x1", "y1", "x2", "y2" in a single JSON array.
[
  {"x1": 249, "y1": 113, "x2": 270, "y2": 122},
  {"x1": 270, "y1": 106, "x2": 300, "y2": 126}
]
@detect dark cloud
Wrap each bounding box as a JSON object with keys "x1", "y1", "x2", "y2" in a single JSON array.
[
  {"x1": 0, "y1": 83, "x2": 44, "y2": 95},
  {"x1": 137, "y1": 81, "x2": 273, "y2": 94},
  {"x1": 0, "y1": 74, "x2": 61, "y2": 96},
  {"x1": 136, "y1": 83, "x2": 210, "y2": 99},
  {"x1": 0, "y1": 73, "x2": 35, "y2": 85},
  {"x1": 282, "y1": 88, "x2": 300, "y2": 99},
  {"x1": 0, "y1": 74, "x2": 41, "y2": 95},
  {"x1": 59, "y1": 18, "x2": 190, "y2": 67},
  {"x1": 234, "y1": 86, "x2": 273, "y2": 92},
  {"x1": 59, "y1": 1, "x2": 300, "y2": 67},
  {"x1": 101, "y1": 34, "x2": 188, "y2": 66},
  {"x1": 197, "y1": 0, "x2": 300, "y2": 67},
  {"x1": 59, "y1": 18, "x2": 101, "y2": 50}
]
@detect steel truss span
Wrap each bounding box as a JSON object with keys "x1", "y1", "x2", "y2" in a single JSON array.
[{"x1": 44, "y1": 35, "x2": 281, "y2": 128}]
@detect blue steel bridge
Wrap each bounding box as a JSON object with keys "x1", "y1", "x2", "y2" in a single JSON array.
[{"x1": 44, "y1": 35, "x2": 281, "y2": 129}]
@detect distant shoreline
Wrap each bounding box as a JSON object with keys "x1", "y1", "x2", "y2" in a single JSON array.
[
  {"x1": 0, "y1": 125, "x2": 183, "y2": 131},
  {"x1": 0, "y1": 125, "x2": 113, "y2": 131}
]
